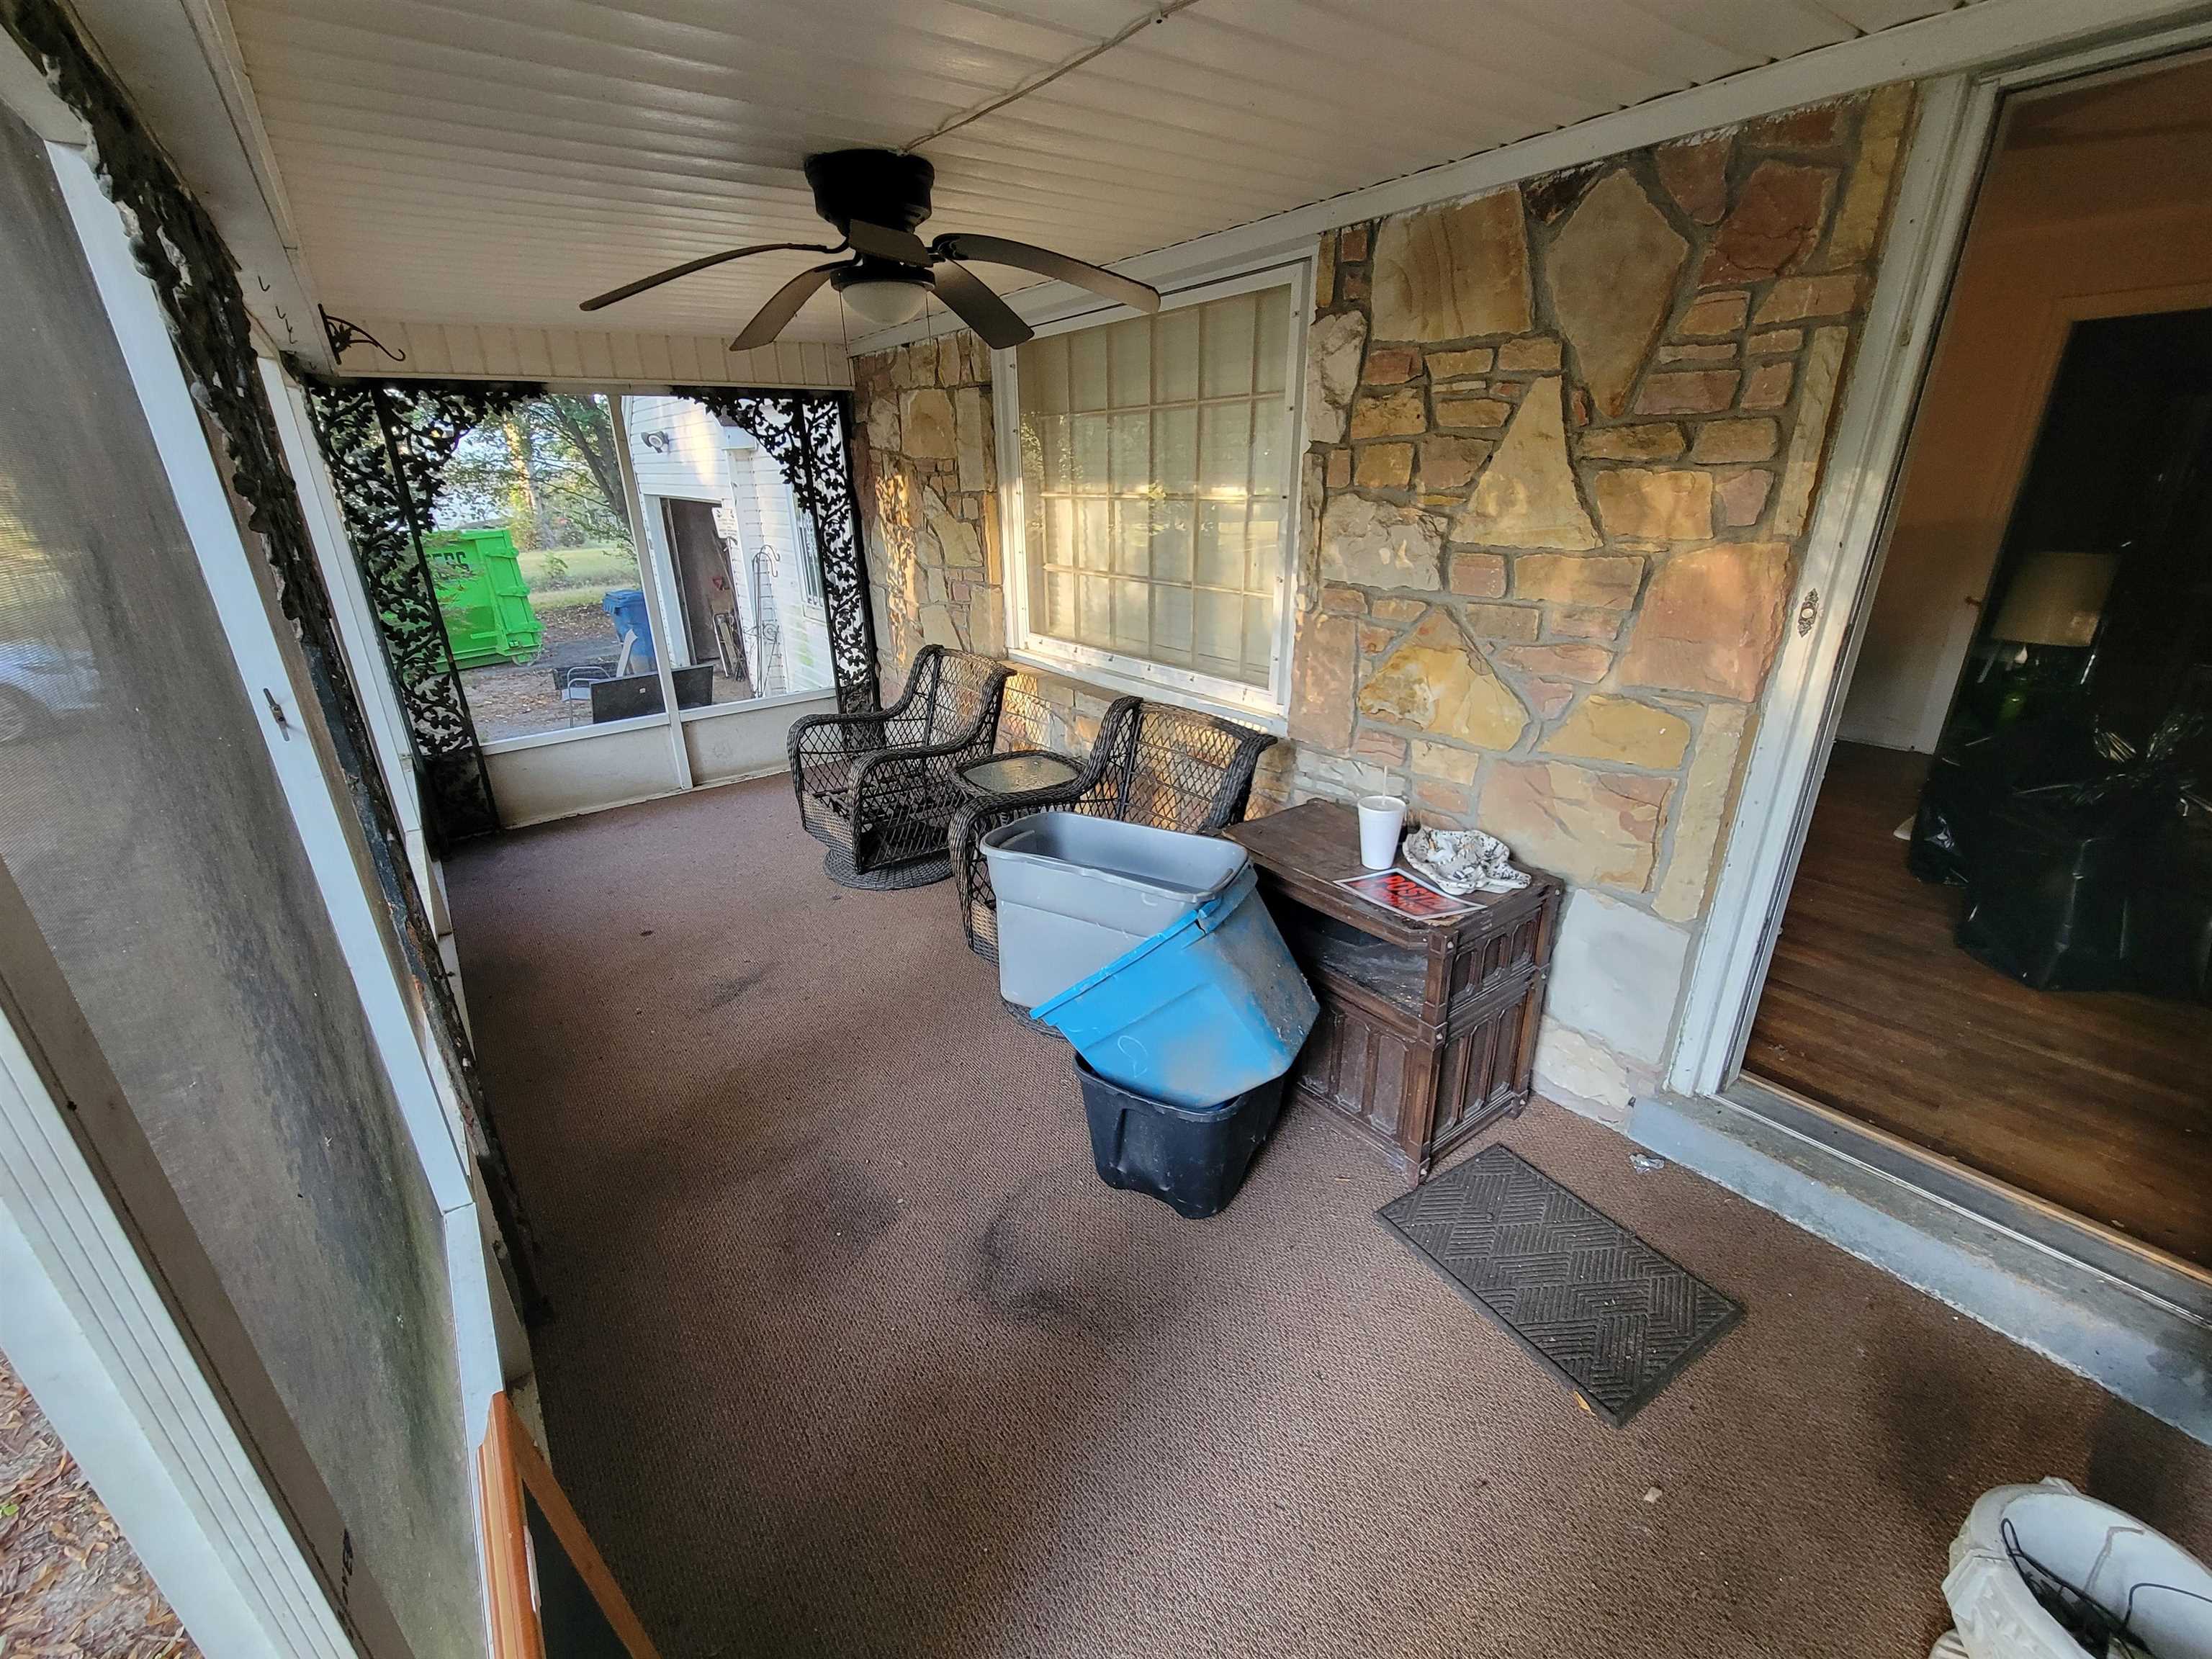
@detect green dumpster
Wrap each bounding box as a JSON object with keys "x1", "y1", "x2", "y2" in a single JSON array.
[{"x1": 424, "y1": 527, "x2": 544, "y2": 668}]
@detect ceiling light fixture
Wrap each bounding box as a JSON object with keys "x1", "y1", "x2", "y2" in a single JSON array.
[{"x1": 832, "y1": 266, "x2": 931, "y2": 328}]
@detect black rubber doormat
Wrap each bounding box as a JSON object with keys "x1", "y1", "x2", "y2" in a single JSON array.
[{"x1": 1378, "y1": 1144, "x2": 1743, "y2": 1426}]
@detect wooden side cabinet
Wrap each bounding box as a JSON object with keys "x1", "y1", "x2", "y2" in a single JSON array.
[{"x1": 1224, "y1": 801, "x2": 1561, "y2": 1182}]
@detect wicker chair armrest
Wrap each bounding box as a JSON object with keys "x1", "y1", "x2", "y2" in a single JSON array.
[
  {"x1": 858, "y1": 721, "x2": 1002, "y2": 773},
  {"x1": 788, "y1": 709, "x2": 890, "y2": 798},
  {"x1": 795, "y1": 705, "x2": 937, "y2": 745},
  {"x1": 790, "y1": 708, "x2": 886, "y2": 747},
  {"x1": 1195, "y1": 728, "x2": 1279, "y2": 830}
]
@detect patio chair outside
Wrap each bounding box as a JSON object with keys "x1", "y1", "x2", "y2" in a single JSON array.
[
  {"x1": 948, "y1": 696, "x2": 1277, "y2": 957},
  {"x1": 788, "y1": 644, "x2": 1013, "y2": 888},
  {"x1": 554, "y1": 629, "x2": 637, "y2": 724}
]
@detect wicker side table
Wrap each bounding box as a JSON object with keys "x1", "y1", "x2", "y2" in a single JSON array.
[{"x1": 1223, "y1": 801, "x2": 1561, "y2": 1182}]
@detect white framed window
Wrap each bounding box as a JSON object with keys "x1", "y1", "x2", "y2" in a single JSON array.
[{"x1": 998, "y1": 261, "x2": 1310, "y2": 721}]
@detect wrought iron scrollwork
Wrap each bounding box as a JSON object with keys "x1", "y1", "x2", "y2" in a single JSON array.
[
  {"x1": 2, "y1": 0, "x2": 549, "y2": 1316},
  {"x1": 296, "y1": 377, "x2": 543, "y2": 843},
  {"x1": 675, "y1": 388, "x2": 880, "y2": 713}
]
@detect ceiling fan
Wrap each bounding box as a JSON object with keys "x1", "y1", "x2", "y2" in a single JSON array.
[{"x1": 579, "y1": 148, "x2": 1161, "y2": 351}]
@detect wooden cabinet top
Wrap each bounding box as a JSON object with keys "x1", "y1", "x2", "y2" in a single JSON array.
[{"x1": 1224, "y1": 800, "x2": 1558, "y2": 953}]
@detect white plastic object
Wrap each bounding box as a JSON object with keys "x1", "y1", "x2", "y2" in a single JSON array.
[
  {"x1": 1944, "y1": 1478, "x2": 2212, "y2": 1659},
  {"x1": 1401, "y1": 824, "x2": 1530, "y2": 895},
  {"x1": 979, "y1": 813, "x2": 1248, "y2": 1009},
  {"x1": 1357, "y1": 794, "x2": 1406, "y2": 870}
]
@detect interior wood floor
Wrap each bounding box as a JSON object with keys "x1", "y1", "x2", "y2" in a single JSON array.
[{"x1": 1745, "y1": 740, "x2": 2212, "y2": 1268}]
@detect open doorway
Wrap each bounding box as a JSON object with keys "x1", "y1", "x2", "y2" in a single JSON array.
[{"x1": 1743, "y1": 55, "x2": 2212, "y2": 1272}]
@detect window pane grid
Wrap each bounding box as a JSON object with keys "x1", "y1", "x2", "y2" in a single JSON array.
[{"x1": 1019, "y1": 284, "x2": 1290, "y2": 688}]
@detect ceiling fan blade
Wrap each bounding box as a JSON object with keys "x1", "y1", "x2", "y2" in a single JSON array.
[
  {"x1": 844, "y1": 217, "x2": 930, "y2": 266},
  {"x1": 579, "y1": 240, "x2": 840, "y2": 312},
  {"x1": 932, "y1": 234, "x2": 1159, "y2": 315},
  {"x1": 929, "y1": 260, "x2": 1032, "y2": 351},
  {"x1": 729, "y1": 261, "x2": 847, "y2": 351}
]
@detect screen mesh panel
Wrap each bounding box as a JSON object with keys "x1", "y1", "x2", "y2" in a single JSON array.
[{"x1": 0, "y1": 112, "x2": 476, "y2": 1658}]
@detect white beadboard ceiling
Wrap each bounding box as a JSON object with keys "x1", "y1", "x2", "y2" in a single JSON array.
[{"x1": 227, "y1": 0, "x2": 1980, "y2": 345}]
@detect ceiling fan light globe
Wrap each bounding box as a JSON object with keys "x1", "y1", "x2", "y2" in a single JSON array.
[{"x1": 842, "y1": 276, "x2": 929, "y2": 328}]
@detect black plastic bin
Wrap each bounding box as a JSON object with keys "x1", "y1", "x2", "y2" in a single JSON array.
[{"x1": 1074, "y1": 1053, "x2": 1287, "y2": 1220}]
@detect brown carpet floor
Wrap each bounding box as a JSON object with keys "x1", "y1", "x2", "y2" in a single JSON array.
[{"x1": 449, "y1": 777, "x2": 2212, "y2": 1659}]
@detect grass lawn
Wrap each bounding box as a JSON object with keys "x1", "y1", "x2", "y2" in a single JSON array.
[
  {"x1": 514, "y1": 542, "x2": 642, "y2": 615},
  {"x1": 531, "y1": 583, "x2": 621, "y2": 611},
  {"x1": 515, "y1": 543, "x2": 638, "y2": 593}
]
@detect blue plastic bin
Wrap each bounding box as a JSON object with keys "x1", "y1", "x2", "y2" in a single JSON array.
[
  {"x1": 601, "y1": 588, "x2": 657, "y2": 669},
  {"x1": 1032, "y1": 866, "x2": 1318, "y2": 1110}
]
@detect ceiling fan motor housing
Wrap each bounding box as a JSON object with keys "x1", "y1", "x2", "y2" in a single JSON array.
[{"x1": 804, "y1": 149, "x2": 936, "y2": 248}]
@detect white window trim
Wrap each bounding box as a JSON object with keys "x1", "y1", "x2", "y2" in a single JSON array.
[
  {"x1": 478, "y1": 707, "x2": 675, "y2": 756},
  {"x1": 678, "y1": 685, "x2": 839, "y2": 724},
  {"x1": 994, "y1": 257, "x2": 1313, "y2": 728}
]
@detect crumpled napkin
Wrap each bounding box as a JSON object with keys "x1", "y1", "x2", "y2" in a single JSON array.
[{"x1": 1401, "y1": 825, "x2": 1529, "y2": 896}]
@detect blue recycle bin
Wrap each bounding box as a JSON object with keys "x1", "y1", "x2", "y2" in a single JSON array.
[
  {"x1": 601, "y1": 588, "x2": 657, "y2": 669},
  {"x1": 1033, "y1": 864, "x2": 1318, "y2": 1110}
]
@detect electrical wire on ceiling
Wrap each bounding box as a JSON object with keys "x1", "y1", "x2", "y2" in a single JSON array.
[{"x1": 902, "y1": 0, "x2": 1202, "y2": 154}]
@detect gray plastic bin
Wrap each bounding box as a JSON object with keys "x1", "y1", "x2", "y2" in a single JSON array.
[{"x1": 981, "y1": 813, "x2": 1249, "y2": 1008}]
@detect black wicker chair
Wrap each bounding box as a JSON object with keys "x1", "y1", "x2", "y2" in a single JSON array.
[
  {"x1": 788, "y1": 644, "x2": 1014, "y2": 889},
  {"x1": 947, "y1": 696, "x2": 1277, "y2": 957}
]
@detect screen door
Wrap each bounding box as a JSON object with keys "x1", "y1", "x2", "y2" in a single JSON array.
[{"x1": 0, "y1": 111, "x2": 477, "y2": 1658}]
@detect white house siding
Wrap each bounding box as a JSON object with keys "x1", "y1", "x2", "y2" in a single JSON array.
[
  {"x1": 727, "y1": 442, "x2": 834, "y2": 696},
  {"x1": 624, "y1": 395, "x2": 724, "y2": 501},
  {"x1": 621, "y1": 395, "x2": 835, "y2": 695}
]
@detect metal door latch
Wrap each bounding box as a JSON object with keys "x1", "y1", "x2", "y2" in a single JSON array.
[
  {"x1": 1796, "y1": 590, "x2": 1820, "y2": 637},
  {"x1": 264, "y1": 688, "x2": 293, "y2": 739}
]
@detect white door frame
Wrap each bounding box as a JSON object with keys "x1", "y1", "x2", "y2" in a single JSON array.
[{"x1": 1668, "y1": 18, "x2": 2212, "y2": 1101}]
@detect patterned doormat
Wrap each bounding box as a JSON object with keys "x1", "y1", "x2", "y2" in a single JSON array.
[{"x1": 1378, "y1": 1144, "x2": 1743, "y2": 1427}]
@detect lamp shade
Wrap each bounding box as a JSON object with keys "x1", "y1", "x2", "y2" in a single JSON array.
[
  {"x1": 1990, "y1": 550, "x2": 2118, "y2": 647},
  {"x1": 841, "y1": 275, "x2": 929, "y2": 328}
]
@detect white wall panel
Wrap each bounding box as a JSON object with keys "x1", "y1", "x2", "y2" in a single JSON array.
[
  {"x1": 683, "y1": 693, "x2": 836, "y2": 786},
  {"x1": 484, "y1": 722, "x2": 683, "y2": 827},
  {"x1": 335, "y1": 320, "x2": 851, "y2": 386},
  {"x1": 222, "y1": 0, "x2": 1982, "y2": 345}
]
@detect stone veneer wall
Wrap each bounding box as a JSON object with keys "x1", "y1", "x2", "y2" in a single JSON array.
[{"x1": 851, "y1": 84, "x2": 1915, "y2": 1119}]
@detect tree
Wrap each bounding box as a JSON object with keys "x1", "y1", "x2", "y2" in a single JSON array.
[{"x1": 433, "y1": 395, "x2": 633, "y2": 550}]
